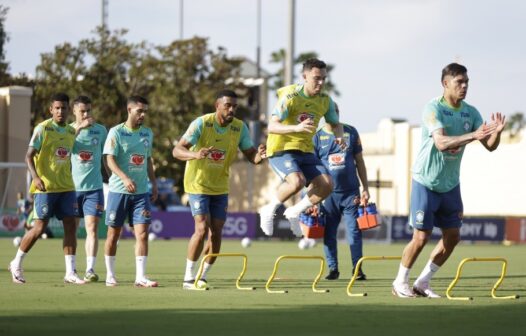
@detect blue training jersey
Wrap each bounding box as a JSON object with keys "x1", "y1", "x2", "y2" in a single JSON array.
[
  {"x1": 313, "y1": 124, "x2": 362, "y2": 192},
  {"x1": 103, "y1": 123, "x2": 153, "y2": 194},
  {"x1": 412, "y1": 96, "x2": 483, "y2": 193},
  {"x1": 71, "y1": 123, "x2": 107, "y2": 191}
]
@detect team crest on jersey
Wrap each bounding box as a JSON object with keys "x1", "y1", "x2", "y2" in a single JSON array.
[
  {"x1": 463, "y1": 121, "x2": 471, "y2": 131},
  {"x1": 91, "y1": 137, "x2": 99, "y2": 146},
  {"x1": 130, "y1": 154, "x2": 145, "y2": 166},
  {"x1": 55, "y1": 147, "x2": 70, "y2": 162},
  {"x1": 415, "y1": 210, "x2": 425, "y2": 225},
  {"x1": 79, "y1": 150, "x2": 94, "y2": 163},
  {"x1": 328, "y1": 153, "x2": 346, "y2": 169},
  {"x1": 142, "y1": 138, "x2": 150, "y2": 148},
  {"x1": 297, "y1": 113, "x2": 314, "y2": 123}
]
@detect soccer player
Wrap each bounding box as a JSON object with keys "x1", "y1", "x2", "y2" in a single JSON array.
[
  {"x1": 172, "y1": 90, "x2": 266, "y2": 289},
  {"x1": 313, "y1": 110, "x2": 369, "y2": 280},
  {"x1": 70, "y1": 95, "x2": 108, "y2": 282},
  {"x1": 392, "y1": 63, "x2": 506, "y2": 298},
  {"x1": 103, "y1": 95, "x2": 158, "y2": 287},
  {"x1": 8, "y1": 93, "x2": 85, "y2": 284},
  {"x1": 259, "y1": 58, "x2": 346, "y2": 237}
]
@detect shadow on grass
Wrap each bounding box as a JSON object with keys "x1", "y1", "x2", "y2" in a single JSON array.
[{"x1": 1, "y1": 302, "x2": 525, "y2": 336}]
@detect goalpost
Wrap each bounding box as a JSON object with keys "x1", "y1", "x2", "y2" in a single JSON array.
[{"x1": 0, "y1": 162, "x2": 28, "y2": 217}]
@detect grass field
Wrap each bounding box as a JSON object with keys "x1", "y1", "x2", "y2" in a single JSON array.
[{"x1": 1, "y1": 238, "x2": 525, "y2": 336}]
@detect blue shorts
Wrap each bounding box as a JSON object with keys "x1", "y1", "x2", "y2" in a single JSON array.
[
  {"x1": 33, "y1": 191, "x2": 78, "y2": 220},
  {"x1": 188, "y1": 193, "x2": 228, "y2": 221},
  {"x1": 76, "y1": 189, "x2": 104, "y2": 218},
  {"x1": 269, "y1": 150, "x2": 328, "y2": 185},
  {"x1": 105, "y1": 192, "x2": 152, "y2": 227},
  {"x1": 409, "y1": 179, "x2": 463, "y2": 230}
]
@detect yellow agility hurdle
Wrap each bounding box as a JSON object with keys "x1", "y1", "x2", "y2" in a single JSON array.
[
  {"x1": 265, "y1": 255, "x2": 329, "y2": 294},
  {"x1": 191, "y1": 253, "x2": 255, "y2": 291},
  {"x1": 347, "y1": 256, "x2": 401, "y2": 297},
  {"x1": 446, "y1": 257, "x2": 520, "y2": 301}
]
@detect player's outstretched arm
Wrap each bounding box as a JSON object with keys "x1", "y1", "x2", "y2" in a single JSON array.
[
  {"x1": 354, "y1": 152, "x2": 370, "y2": 204},
  {"x1": 242, "y1": 144, "x2": 266, "y2": 165},
  {"x1": 268, "y1": 115, "x2": 315, "y2": 135},
  {"x1": 26, "y1": 147, "x2": 45, "y2": 192},
  {"x1": 480, "y1": 112, "x2": 506, "y2": 152},
  {"x1": 172, "y1": 138, "x2": 212, "y2": 161},
  {"x1": 106, "y1": 154, "x2": 136, "y2": 193},
  {"x1": 431, "y1": 123, "x2": 496, "y2": 152},
  {"x1": 147, "y1": 157, "x2": 158, "y2": 202}
]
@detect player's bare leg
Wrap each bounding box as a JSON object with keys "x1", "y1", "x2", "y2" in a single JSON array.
[
  {"x1": 393, "y1": 229, "x2": 431, "y2": 298},
  {"x1": 413, "y1": 228, "x2": 460, "y2": 298},
  {"x1": 284, "y1": 174, "x2": 333, "y2": 237},
  {"x1": 259, "y1": 172, "x2": 306, "y2": 236}
]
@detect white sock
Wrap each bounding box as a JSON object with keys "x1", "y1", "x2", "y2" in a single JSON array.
[
  {"x1": 291, "y1": 195, "x2": 313, "y2": 213},
  {"x1": 86, "y1": 256, "x2": 96, "y2": 272},
  {"x1": 11, "y1": 249, "x2": 27, "y2": 269},
  {"x1": 415, "y1": 260, "x2": 440, "y2": 284},
  {"x1": 394, "y1": 263, "x2": 411, "y2": 285},
  {"x1": 136, "y1": 256, "x2": 147, "y2": 281},
  {"x1": 65, "y1": 255, "x2": 76, "y2": 275},
  {"x1": 105, "y1": 255, "x2": 116, "y2": 278},
  {"x1": 200, "y1": 262, "x2": 213, "y2": 280},
  {"x1": 184, "y1": 259, "x2": 197, "y2": 281}
]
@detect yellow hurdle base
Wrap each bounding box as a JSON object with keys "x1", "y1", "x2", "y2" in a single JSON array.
[{"x1": 447, "y1": 257, "x2": 520, "y2": 300}]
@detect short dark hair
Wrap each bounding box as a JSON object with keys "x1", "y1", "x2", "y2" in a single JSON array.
[
  {"x1": 73, "y1": 95, "x2": 92, "y2": 106},
  {"x1": 51, "y1": 93, "x2": 69, "y2": 104},
  {"x1": 216, "y1": 90, "x2": 238, "y2": 100},
  {"x1": 302, "y1": 58, "x2": 327, "y2": 72},
  {"x1": 441, "y1": 63, "x2": 467, "y2": 82},
  {"x1": 127, "y1": 95, "x2": 149, "y2": 106}
]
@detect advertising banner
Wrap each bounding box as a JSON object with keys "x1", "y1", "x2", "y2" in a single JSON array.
[
  {"x1": 505, "y1": 217, "x2": 526, "y2": 243},
  {"x1": 122, "y1": 211, "x2": 258, "y2": 239},
  {"x1": 390, "y1": 216, "x2": 505, "y2": 242}
]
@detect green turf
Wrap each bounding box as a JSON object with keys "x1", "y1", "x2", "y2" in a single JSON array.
[{"x1": 1, "y1": 238, "x2": 525, "y2": 335}]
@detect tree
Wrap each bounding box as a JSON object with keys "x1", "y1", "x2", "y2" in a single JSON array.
[
  {"x1": 268, "y1": 48, "x2": 340, "y2": 96},
  {"x1": 0, "y1": 5, "x2": 10, "y2": 85},
  {"x1": 34, "y1": 27, "x2": 246, "y2": 194},
  {"x1": 505, "y1": 112, "x2": 525, "y2": 138}
]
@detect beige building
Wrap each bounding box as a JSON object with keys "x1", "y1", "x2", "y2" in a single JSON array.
[{"x1": 0, "y1": 86, "x2": 32, "y2": 209}]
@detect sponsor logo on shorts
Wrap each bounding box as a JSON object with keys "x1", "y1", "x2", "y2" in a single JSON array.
[
  {"x1": 141, "y1": 209, "x2": 151, "y2": 219},
  {"x1": 284, "y1": 160, "x2": 293, "y2": 169},
  {"x1": 458, "y1": 212, "x2": 464, "y2": 220},
  {"x1": 95, "y1": 204, "x2": 104, "y2": 211},
  {"x1": 79, "y1": 150, "x2": 94, "y2": 162},
  {"x1": 109, "y1": 211, "x2": 116, "y2": 221},
  {"x1": 297, "y1": 112, "x2": 314, "y2": 123},
  {"x1": 41, "y1": 204, "x2": 49, "y2": 215},
  {"x1": 415, "y1": 210, "x2": 424, "y2": 225},
  {"x1": 194, "y1": 201, "x2": 201, "y2": 210}
]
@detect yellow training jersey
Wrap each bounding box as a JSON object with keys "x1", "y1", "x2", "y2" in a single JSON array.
[
  {"x1": 29, "y1": 119, "x2": 76, "y2": 193},
  {"x1": 183, "y1": 113, "x2": 244, "y2": 195},
  {"x1": 266, "y1": 84, "x2": 337, "y2": 157}
]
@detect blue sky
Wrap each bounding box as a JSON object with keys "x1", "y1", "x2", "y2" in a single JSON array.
[{"x1": 3, "y1": 0, "x2": 526, "y2": 132}]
